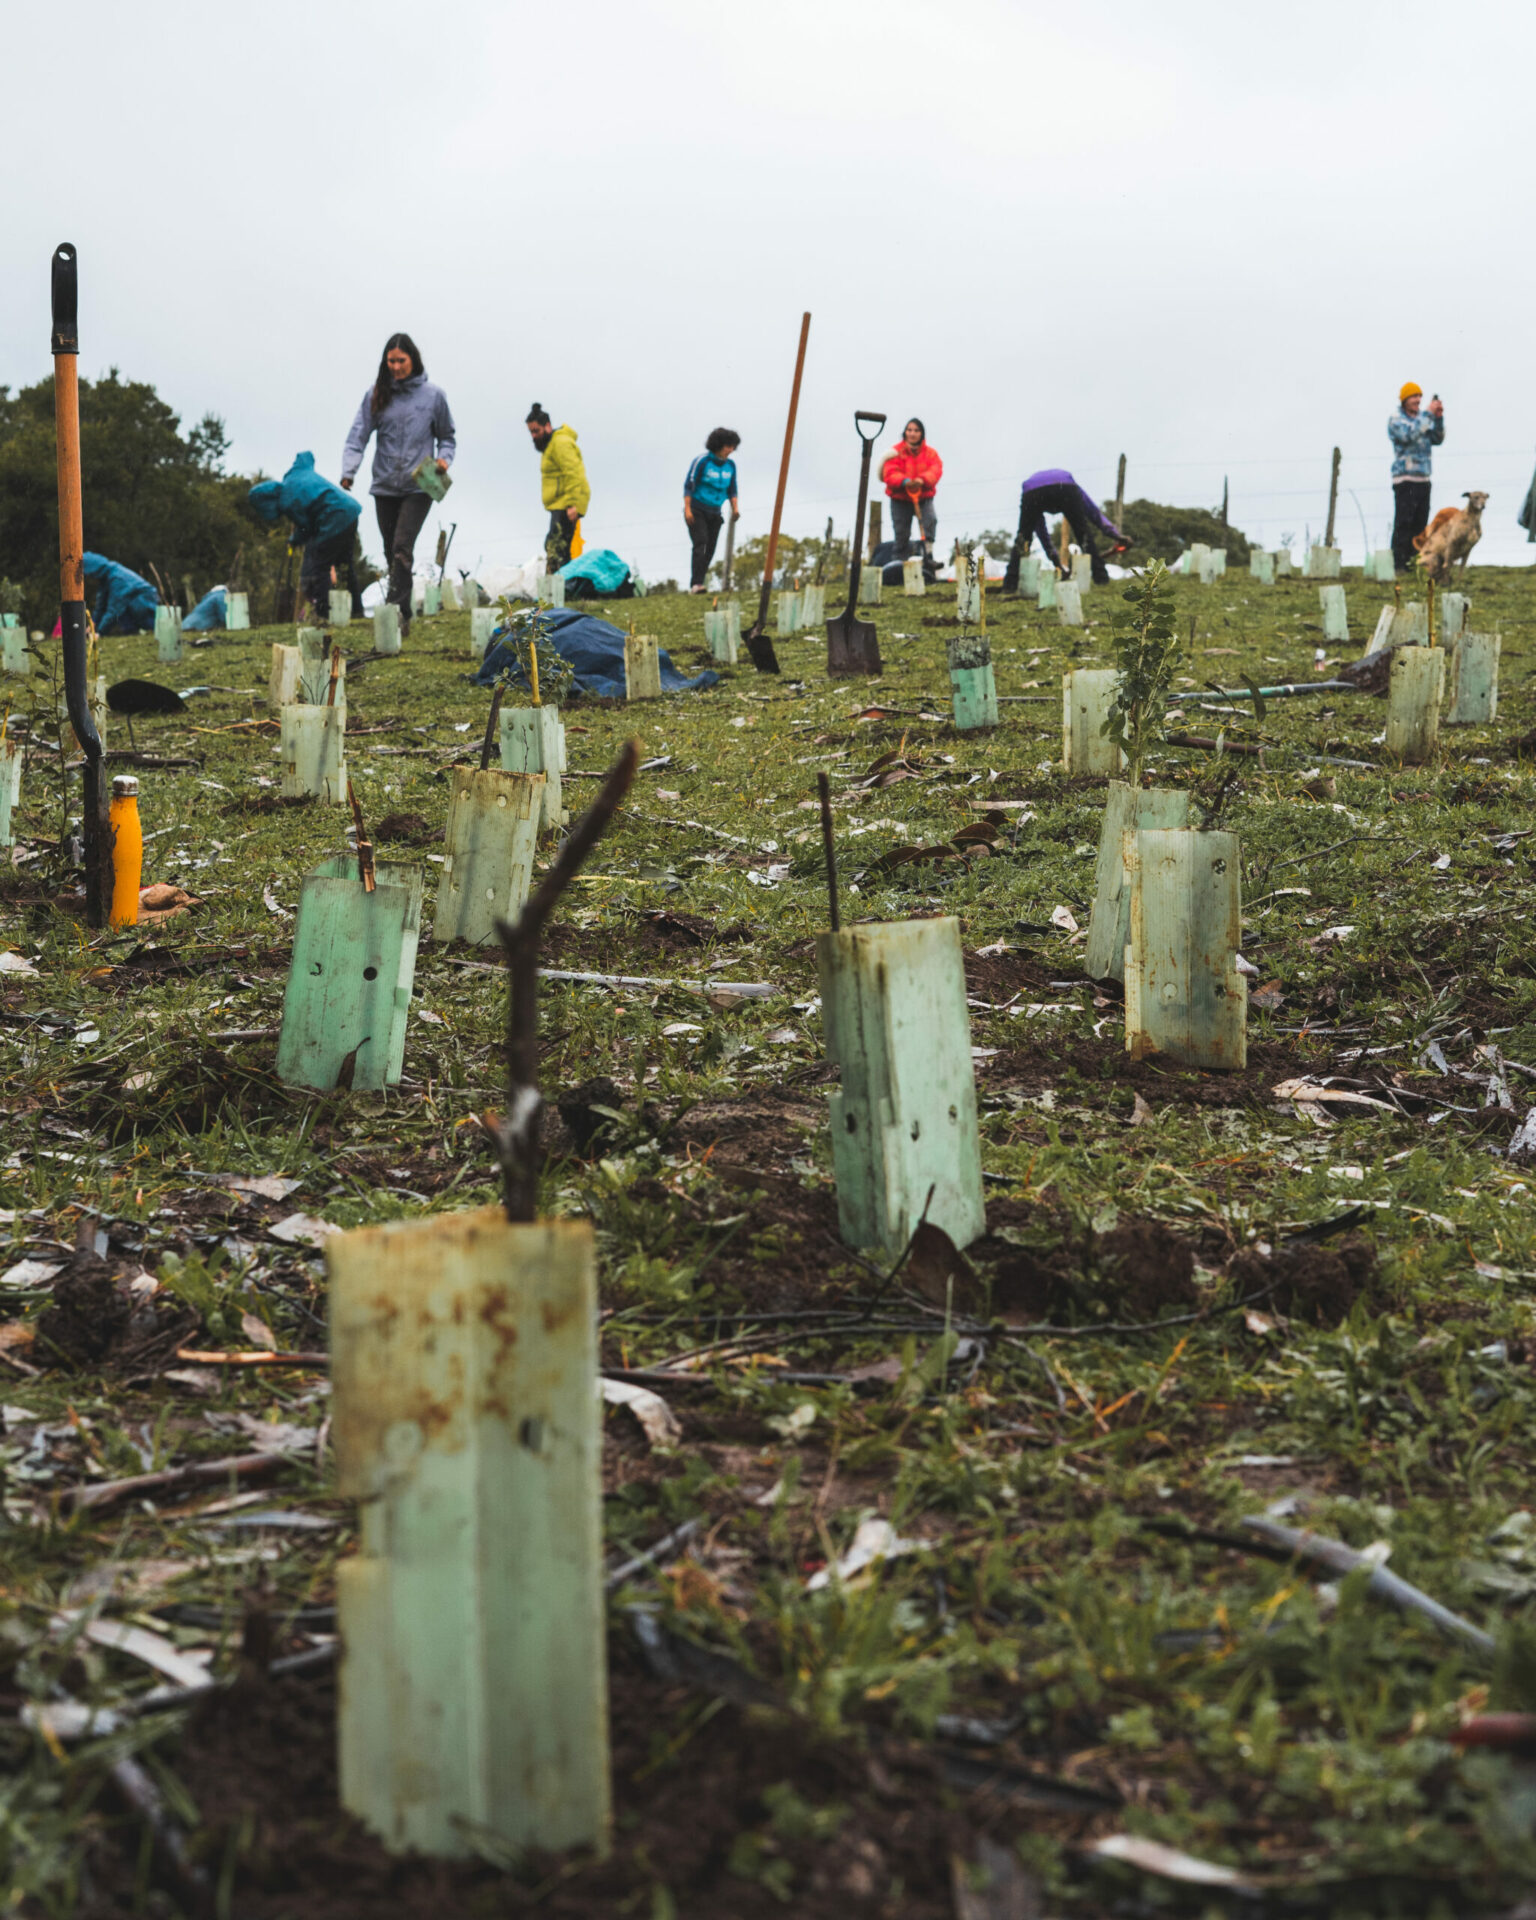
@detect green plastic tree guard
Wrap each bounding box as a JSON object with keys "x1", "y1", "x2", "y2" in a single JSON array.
[
  {"x1": 440, "y1": 578, "x2": 461, "y2": 612},
  {"x1": 1126, "y1": 828, "x2": 1245, "y2": 1069},
  {"x1": 500, "y1": 704, "x2": 567, "y2": 835},
  {"x1": 704, "y1": 607, "x2": 739, "y2": 664},
  {"x1": 816, "y1": 917, "x2": 985, "y2": 1254},
  {"x1": 858, "y1": 568, "x2": 882, "y2": 606},
  {"x1": 1249, "y1": 551, "x2": 1274, "y2": 585},
  {"x1": 1385, "y1": 645, "x2": 1445, "y2": 764},
  {"x1": 1071, "y1": 552, "x2": 1093, "y2": 591},
  {"x1": 1365, "y1": 607, "x2": 1395, "y2": 657},
  {"x1": 269, "y1": 644, "x2": 303, "y2": 710},
  {"x1": 902, "y1": 558, "x2": 925, "y2": 597},
  {"x1": 423, "y1": 582, "x2": 442, "y2": 617},
  {"x1": 538, "y1": 571, "x2": 565, "y2": 609},
  {"x1": 280, "y1": 704, "x2": 347, "y2": 802},
  {"x1": 1186, "y1": 543, "x2": 1210, "y2": 581},
  {"x1": 431, "y1": 768, "x2": 543, "y2": 946},
  {"x1": 469, "y1": 607, "x2": 496, "y2": 658},
  {"x1": 1319, "y1": 584, "x2": 1348, "y2": 643},
  {"x1": 375, "y1": 605, "x2": 402, "y2": 655},
  {"x1": 774, "y1": 589, "x2": 801, "y2": 636},
  {"x1": 1274, "y1": 550, "x2": 1293, "y2": 577},
  {"x1": 1036, "y1": 568, "x2": 1058, "y2": 611},
  {"x1": 1211, "y1": 550, "x2": 1227, "y2": 578},
  {"x1": 1084, "y1": 780, "x2": 1191, "y2": 982},
  {"x1": 155, "y1": 605, "x2": 182, "y2": 664},
  {"x1": 1440, "y1": 593, "x2": 1468, "y2": 648},
  {"x1": 329, "y1": 1209, "x2": 609, "y2": 1859},
  {"x1": 1448, "y1": 631, "x2": 1499, "y2": 726},
  {"x1": 1018, "y1": 555, "x2": 1041, "y2": 599},
  {"x1": 412, "y1": 581, "x2": 426, "y2": 616},
  {"x1": 800, "y1": 584, "x2": 826, "y2": 627},
  {"x1": 226, "y1": 591, "x2": 250, "y2": 630},
  {"x1": 1391, "y1": 602, "x2": 1429, "y2": 647},
  {"x1": 624, "y1": 633, "x2": 662, "y2": 700},
  {"x1": 1303, "y1": 546, "x2": 1341, "y2": 580},
  {"x1": 0, "y1": 741, "x2": 21, "y2": 848},
  {"x1": 276, "y1": 855, "x2": 422, "y2": 1091},
  {"x1": 297, "y1": 627, "x2": 328, "y2": 667},
  {"x1": 329, "y1": 590, "x2": 352, "y2": 627},
  {"x1": 947, "y1": 635, "x2": 998, "y2": 730},
  {"x1": 2, "y1": 626, "x2": 30, "y2": 677},
  {"x1": 1057, "y1": 581, "x2": 1085, "y2": 627},
  {"x1": 1062, "y1": 668, "x2": 1121, "y2": 776}
]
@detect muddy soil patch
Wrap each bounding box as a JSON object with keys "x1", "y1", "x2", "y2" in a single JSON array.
[
  {"x1": 80, "y1": 1640, "x2": 970, "y2": 1920},
  {"x1": 978, "y1": 1032, "x2": 1325, "y2": 1111}
]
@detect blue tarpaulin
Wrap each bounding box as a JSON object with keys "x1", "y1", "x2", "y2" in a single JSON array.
[
  {"x1": 558, "y1": 547, "x2": 630, "y2": 597},
  {"x1": 471, "y1": 606, "x2": 719, "y2": 700},
  {"x1": 183, "y1": 586, "x2": 228, "y2": 631},
  {"x1": 82, "y1": 553, "x2": 159, "y2": 635}
]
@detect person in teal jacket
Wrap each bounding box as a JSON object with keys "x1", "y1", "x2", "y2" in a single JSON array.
[{"x1": 248, "y1": 452, "x2": 364, "y2": 621}]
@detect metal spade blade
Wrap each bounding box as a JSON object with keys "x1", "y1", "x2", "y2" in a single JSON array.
[{"x1": 827, "y1": 410, "x2": 886, "y2": 677}]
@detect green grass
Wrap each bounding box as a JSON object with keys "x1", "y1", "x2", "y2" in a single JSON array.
[{"x1": 1, "y1": 562, "x2": 1535, "y2": 1914}]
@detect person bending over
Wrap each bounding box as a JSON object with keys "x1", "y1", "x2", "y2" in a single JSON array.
[
  {"x1": 340, "y1": 332, "x2": 455, "y2": 639},
  {"x1": 1003, "y1": 469, "x2": 1128, "y2": 589},
  {"x1": 1389, "y1": 382, "x2": 1445, "y2": 574},
  {"x1": 249, "y1": 452, "x2": 363, "y2": 624},
  {"x1": 683, "y1": 428, "x2": 740, "y2": 592},
  {"x1": 527, "y1": 405, "x2": 591, "y2": 573},
  {"x1": 881, "y1": 418, "x2": 942, "y2": 560}
]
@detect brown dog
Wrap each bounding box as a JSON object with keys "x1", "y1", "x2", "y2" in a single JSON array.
[{"x1": 1416, "y1": 490, "x2": 1488, "y2": 582}]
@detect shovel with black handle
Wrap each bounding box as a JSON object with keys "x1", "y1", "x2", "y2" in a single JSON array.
[{"x1": 826, "y1": 411, "x2": 887, "y2": 677}]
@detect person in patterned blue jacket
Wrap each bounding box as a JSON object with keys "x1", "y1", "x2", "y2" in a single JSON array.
[
  {"x1": 683, "y1": 428, "x2": 740, "y2": 591},
  {"x1": 1389, "y1": 381, "x2": 1445, "y2": 573}
]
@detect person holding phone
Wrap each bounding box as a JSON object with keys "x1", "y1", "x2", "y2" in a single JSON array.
[
  {"x1": 1389, "y1": 382, "x2": 1445, "y2": 574},
  {"x1": 340, "y1": 332, "x2": 456, "y2": 638}
]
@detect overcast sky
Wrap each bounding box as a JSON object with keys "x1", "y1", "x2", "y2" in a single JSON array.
[{"x1": 4, "y1": 0, "x2": 1534, "y2": 582}]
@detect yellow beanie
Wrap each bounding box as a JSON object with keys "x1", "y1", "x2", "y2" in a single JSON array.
[{"x1": 1400, "y1": 381, "x2": 1422, "y2": 401}]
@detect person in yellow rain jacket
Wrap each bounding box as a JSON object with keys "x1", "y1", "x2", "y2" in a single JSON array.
[{"x1": 526, "y1": 403, "x2": 591, "y2": 573}]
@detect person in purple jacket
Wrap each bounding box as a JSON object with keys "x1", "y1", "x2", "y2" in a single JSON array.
[{"x1": 1003, "y1": 468, "x2": 1130, "y2": 590}]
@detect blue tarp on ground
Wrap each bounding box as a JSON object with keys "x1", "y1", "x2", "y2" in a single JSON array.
[
  {"x1": 471, "y1": 606, "x2": 719, "y2": 699},
  {"x1": 559, "y1": 547, "x2": 630, "y2": 596},
  {"x1": 82, "y1": 553, "x2": 160, "y2": 635},
  {"x1": 183, "y1": 586, "x2": 228, "y2": 631}
]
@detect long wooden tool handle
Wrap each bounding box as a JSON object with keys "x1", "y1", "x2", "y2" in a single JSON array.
[
  {"x1": 52, "y1": 240, "x2": 109, "y2": 928},
  {"x1": 755, "y1": 312, "x2": 811, "y2": 633}
]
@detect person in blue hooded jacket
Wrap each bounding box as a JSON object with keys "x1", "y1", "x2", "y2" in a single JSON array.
[
  {"x1": 248, "y1": 452, "x2": 363, "y2": 623},
  {"x1": 340, "y1": 333, "x2": 455, "y2": 637},
  {"x1": 81, "y1": 554, "x2": 159, "y2": 636}
]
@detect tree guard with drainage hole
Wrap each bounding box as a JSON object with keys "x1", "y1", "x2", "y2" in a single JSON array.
[
  {"x1": 947, "y1": 634, "x2": 998, "y2": 731},
  {"x1": 276, "y1": 856, "x2": 422, "y2": 1091},
  {"x1": 1085, "y1": 780, "x2": 1190, "y2": 983},
  {"x1": 431, "y1": 769, "x2": 544, "y2": 946},
  {"x1": 1385, "y1": 644, "x2": 1445, "y2": 763},
  {"x1": 1447, "y1": 631, "x2": 1499, "y2": 726},
  {"x1": 500, "y1": 703, "x2": 566, "y2": 834},
  {"x1": 816, "y1": 916, "x2": 985, "y2": 1255},
  {"x1": 1126, "y1": 828, "x2": 1245, "y2": 1069}
]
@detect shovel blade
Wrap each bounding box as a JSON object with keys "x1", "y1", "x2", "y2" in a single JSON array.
[
  {"x1": 742, "y1": 625, "x2": 780, "y2": 673},
  {"x1": 827, "y1": 612, "x2": 883, "y2": 677}
]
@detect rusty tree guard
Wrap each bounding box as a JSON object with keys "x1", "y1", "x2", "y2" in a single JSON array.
[
  {"x1": 490, "y1": 740, "x2": 640, "y2": 1220},
  {"x1": 51, "y1": 243, "x2": 110, "y2": 926}
]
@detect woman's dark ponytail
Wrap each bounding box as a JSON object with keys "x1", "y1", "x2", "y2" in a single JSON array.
[{"x1": 372, "y1": 333, "x2": 424, "y2": 418}]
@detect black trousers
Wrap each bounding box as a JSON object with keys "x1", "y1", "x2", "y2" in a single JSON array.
[
  {"x1": 546, "y1": 510, "x2": 578, "y2": 572},
  {"x1": 1003, "y1": 482, "x2": 1106, "y2": 589},
  {"x1": 1392, "y1": 480, "x2": 1432, "y2": 573},
  {"x1": 300, "y1": 529, "x2": 363, "y2": 621},
  {"x1": 687, "y1": 504, "x2": 723, "y2": 587},
  {"x1": 375, "y1": 492, "x2": 432, "y2": 627}
]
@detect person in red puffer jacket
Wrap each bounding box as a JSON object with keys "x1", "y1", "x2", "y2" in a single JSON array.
[{"x1": 880, "y1": 418, "x2": 943, "y2": 560}]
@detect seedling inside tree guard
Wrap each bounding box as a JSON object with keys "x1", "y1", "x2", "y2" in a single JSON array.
[{"x1": 1100, "y1": 560, "x2": 1181, "y2": 788}]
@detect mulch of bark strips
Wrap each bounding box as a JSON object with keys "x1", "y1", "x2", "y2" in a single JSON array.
[{"x1": 77, "y1": 1643, "x2": 1018, "y2": 1920}]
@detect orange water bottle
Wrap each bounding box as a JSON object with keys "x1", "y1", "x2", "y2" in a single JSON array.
[{"x1": 109, "y1": 775, "x2": 142, "y2": 928}]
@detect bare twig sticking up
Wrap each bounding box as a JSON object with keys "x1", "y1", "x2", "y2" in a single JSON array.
[{"x1": 491, "y1": 739, "x2": 640, "y2": 1220}]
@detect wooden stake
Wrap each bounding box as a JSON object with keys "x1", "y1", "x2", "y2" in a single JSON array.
[
  {"x1": 1324, "y1": 445, "x2": 1341, "y2": 549},
  {"x1": 479, "y1": 686, "x2": 506, "y2": 771},
  {"x1": 867, "y1": 499, "x2": 881, "y2": 560},
  {"x1": 818, "y1": 771, "x2": 839, "y2": 932},
  {"x1": 347, "y1": 779, "x2": 376, "y2": 893},
  {"x1": 1114, "y1": 452, "x2": 1126, "y2": 532}
]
